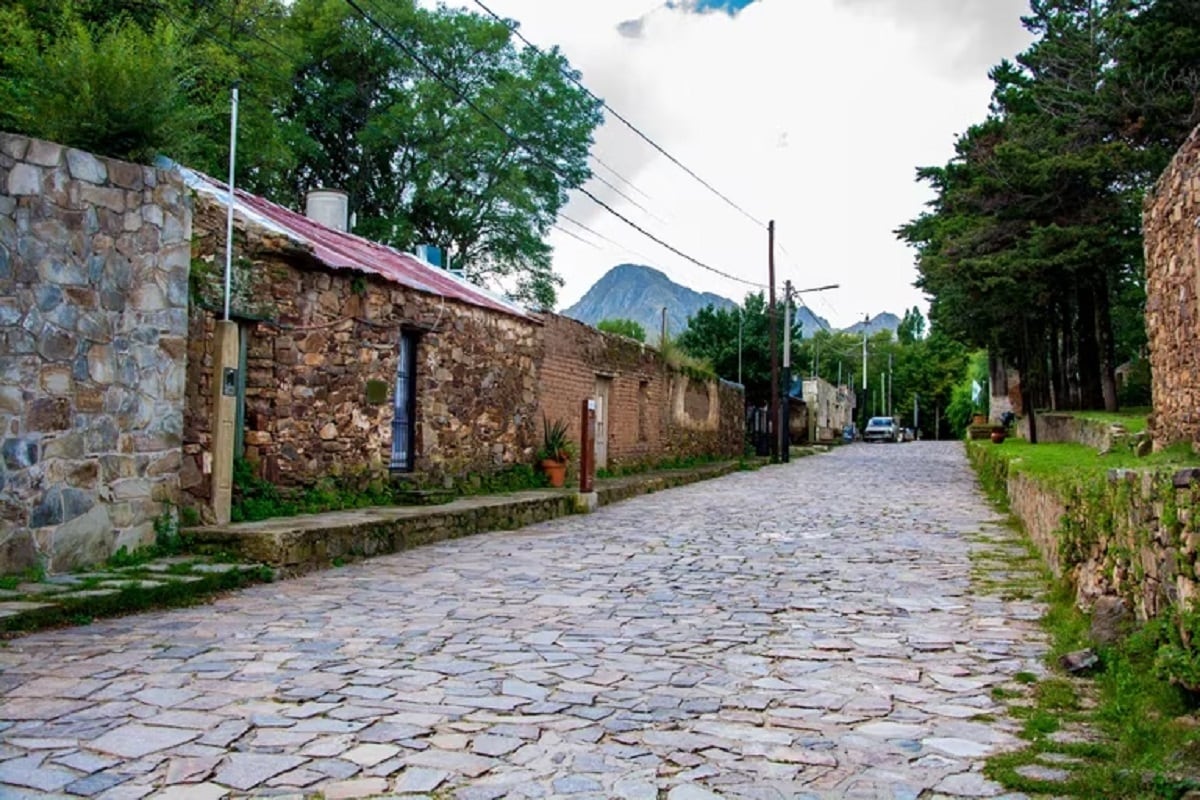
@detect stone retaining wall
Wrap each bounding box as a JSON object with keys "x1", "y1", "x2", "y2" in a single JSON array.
[
  {"x1": 0, "y1": 133, "x2": 189, "y2": 573},
  {"x1": 1145, "y1": 124, "x2": 1200, "y2": 450},
  {"x1": 1015, "y1": 413, "x2": 1122, "y2": 451},
  {"x1": 971, "y1": 444, "x2": 1200, "y2": 621}
]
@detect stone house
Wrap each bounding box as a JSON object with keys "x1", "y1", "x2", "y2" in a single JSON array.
[
  {"x1": 800, "y1": 377, "x2": 855, "y2": 443},
  {"x1": 0, "y1": 133, "x2": 189, "y2": 573},
  {"x1": 181, "y1": 169, "x2": 542, "y2": 518},
  {"x1": 535, "y1": 314, "x2": 743, "y2": 471},
  {"x1": 1145, "y1": 124, "x2": 1200, "y2": 450}
]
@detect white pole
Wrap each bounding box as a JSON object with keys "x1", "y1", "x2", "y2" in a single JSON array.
[{"x1": 223, "y1": 83, "x2": 240, "y2": 323}]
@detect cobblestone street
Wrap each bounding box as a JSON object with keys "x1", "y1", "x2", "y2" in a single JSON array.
[{"x1": 0, "y1": 442, "x2": 1047, "y2": 799}]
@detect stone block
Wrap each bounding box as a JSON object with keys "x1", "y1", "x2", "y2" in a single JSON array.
[
  {"x1": 79, "y1": 184, "x2": 125, "y2": 213},
  {"x1": 87, "y1": 344, "x2": 116, "y2": 383},
  {"x1": 107, "y1": 159, "x2": 143, "y2": 190},
  {"x1": 0, "y1": 527, "x2": 38, "y2": 574},
  {"x1": 26, "y1": 397, "x2": 71, "y2": 432},
  {"x1": 0, "y1": 134, "x2": 29, "y2": 161},
  {"x1": 7, "y1": 163, "x2": 42, "y2": 195},
  {"x1": 2, "y1": 437, "x2": 38, "y2": 470},
  {"x1": 37, "y1": 258, "x2": 88, "y2": 287},
  {"x1": 30, "y1": 486, "x2": 63, "y2": 528},
  {"x1": 66, "y1": 149, "x2": 107, "y2": 184},
  {"x1": 0, "y1": 297, "x2": 20, "y2": 326},
  {"x1": 51, "y1": 504, "x2": 113, "y2": 572}
]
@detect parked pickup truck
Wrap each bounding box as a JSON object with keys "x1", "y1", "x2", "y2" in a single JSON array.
[{"x1": 863, "y1": 416, "x2": 899, "y2": 443}]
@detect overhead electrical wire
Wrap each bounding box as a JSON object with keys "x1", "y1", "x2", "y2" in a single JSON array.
[
  {"x1": 552, "y1": 223, "x2": 599, "y2": 249},
  {"x1": 589, "y1": 154, "x2": 653, "y2": 202},
  {"x1": 345, "y1": 0, "x2": 764, "y2": 288},
  {"x1": 559, "y1": 213, "x2": 659, "y2": 268},
  {"x1": 469, "y1": 0, "x2": 767, "y2": 231}
]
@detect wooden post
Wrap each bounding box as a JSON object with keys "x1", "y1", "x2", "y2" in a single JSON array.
[
  {"x1": 211, "y1": 321, "x2": 240, "y2": 524},
  {"x1": 580, "y1": 398, "x2": 595, "y2": 494},
  {"x1": 768, "y1": 220, "x2": 778, "y2": 462}
]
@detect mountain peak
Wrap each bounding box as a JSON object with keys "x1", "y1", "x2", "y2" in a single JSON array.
[{"x1": 562, "y1": 265, "x2": 835, "y2": 340}]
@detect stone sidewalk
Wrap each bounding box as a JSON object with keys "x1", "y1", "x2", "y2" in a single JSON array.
[{"x1": 0, "y1": 442, "x2": 1046, "y2": 799}]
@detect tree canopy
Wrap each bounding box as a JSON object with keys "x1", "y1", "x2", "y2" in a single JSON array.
[
  {"x1": 0, "y1": 0, "x2": 602, "y2": 307},
  {"x1": 897, "y1": 0, "x2": 1200, "y2": 415}
]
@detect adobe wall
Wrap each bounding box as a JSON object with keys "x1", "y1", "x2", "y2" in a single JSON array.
[
  {"x1": 535, "y1": 314, "x2": 743, "y2": 468},
  {"x1": 1145, "y1": 125, "x2": 1200, "y2": 450},
  {"x1": 185, "y1": 196, "x2": 540, "y2": 516},
  {"x1": 0, "y1": 133, "x2": 189, "y2": 573}
]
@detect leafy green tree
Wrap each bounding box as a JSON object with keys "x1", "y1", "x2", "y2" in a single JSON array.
[
  {"x1": 596, "y1": 318, "x2": 646, "y2": 341},
  {"x1": 676, "y1": 293, "x2": 799, "y2": 406},
  {"x1": 899, "y1": 0, "x2": 1200, "y2": 424},
  {"x1": 897, "y1": 306, "x2": 926, "y2": 345},
  {"x1": 279, "y1": 0, "x2": 602, "y2": 306},
  {"x1": 0, "y1": 12, "x2": 206, "y2": 163}
]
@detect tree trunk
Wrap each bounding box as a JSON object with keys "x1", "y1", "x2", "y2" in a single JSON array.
[
  {"x1": 1094, "y1": 274, "x2": 1119, "y2": 412},
  {"x1": 1021, "y1": 319, "x2": 1038, "y2": 444},
  {"x1": 1075, "y1": 282, "x2": 1104, "y2": 409}
]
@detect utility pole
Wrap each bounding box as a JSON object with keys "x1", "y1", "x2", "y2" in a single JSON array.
[
  {"x1": 861, "y1": 314, "x2": 869, "y2": 428},
  {"x1": 781, "y1": 280, "x2": 792, "y2": 463},
  {"x1": 914, "y1": 393, "x2": 920, "y2": 436},
  {"x1": 887, "y1": 353, "x2": 893, "y2": 416},
  {"x1": 660, "y1": 306, "x2": 668, "y2": 349},
  {"x1": 768, "y1": 221, "x2": 779, "y2": 462}
]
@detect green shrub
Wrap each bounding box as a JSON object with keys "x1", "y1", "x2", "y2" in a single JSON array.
[{"x1": 0, "y1": 13, "x2": 206, "y2": 163}]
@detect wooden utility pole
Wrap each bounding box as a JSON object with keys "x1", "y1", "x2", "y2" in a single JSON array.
[
  {"x1": 768, "y1": 220, "x2": 778, "y2": 462},
  {"x1": 781, "y1": 280, "x2": 792, "y2": 463}
]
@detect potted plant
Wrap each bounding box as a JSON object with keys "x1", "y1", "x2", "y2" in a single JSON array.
[{"x1": 538, "y1": 416, "x2": 574, "y2": 488}]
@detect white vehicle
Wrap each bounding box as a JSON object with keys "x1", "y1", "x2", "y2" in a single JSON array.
[{"x1": 863, "y1": 416, "x2": 899, "y2": 443}]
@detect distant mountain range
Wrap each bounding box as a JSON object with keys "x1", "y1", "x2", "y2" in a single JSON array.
[
  {"x1": 562, "y1": 264, "x2": 894, "y2": 338},
  {"x1": 842, "y1": 312, "x2": 903, "y2": 337}
]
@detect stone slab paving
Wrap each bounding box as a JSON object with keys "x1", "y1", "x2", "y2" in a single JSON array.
[{"x1": 0, "y1": 442, "x2": 1046, "y2": 798}]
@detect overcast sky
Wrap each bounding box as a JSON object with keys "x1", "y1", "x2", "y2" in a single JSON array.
[{"x1": 442, "y1": 0, "x2": 1033, "y2": 328}]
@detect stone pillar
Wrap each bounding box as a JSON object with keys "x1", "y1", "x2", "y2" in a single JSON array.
[{"x1": 211, "y1": 321, "x2": 240, "y2": 524}]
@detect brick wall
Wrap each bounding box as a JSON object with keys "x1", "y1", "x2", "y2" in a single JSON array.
[
  {"x1": 184, "y1": 196, "x2": 540, "y2": 517},
  {"x1": 0, "y1": 134, "x2": 189, "y2": 573},
  {"x1": 535, "y1": 313, "x2": 743, "y2": 468},
  {"x1": 1145, "y1": 125, "x2": 1200, "y2": 450}
]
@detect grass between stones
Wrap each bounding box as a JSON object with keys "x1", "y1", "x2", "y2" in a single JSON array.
[{"x1": 970, "y1": 519, "x2": 1200, "y2": 798}]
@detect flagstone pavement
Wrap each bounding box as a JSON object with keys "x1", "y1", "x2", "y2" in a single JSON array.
[{"x1": 0, "y1": 442, "x2": 1047, "y2": 799}]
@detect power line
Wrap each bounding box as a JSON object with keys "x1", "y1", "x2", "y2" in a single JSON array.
[
  {"x1": 587, "y1": 171, "x2": 664, "y2": 224},
  {"x1": 469, "y1": 0, "x2": 767, "y2": 230},
  {"x1": 346, "y1": 0, "x2": 763, "y2": 288},
  {"x1": 552, "y1": 223, "x2": 599, "y2": 249},
  {"x1": 589, "y1": 154, "x2": 652, "y2": 201},
  {"x1": 559, "y1": 213, "x2": 661, "y2": 269}
]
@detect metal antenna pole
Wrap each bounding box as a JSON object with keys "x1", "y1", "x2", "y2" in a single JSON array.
[{"x1": 223, "y1": 82, "x2": 240, "y2": 322}]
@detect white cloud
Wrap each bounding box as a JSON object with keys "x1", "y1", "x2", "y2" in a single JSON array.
[{"x1": 440, "y1": 0, "x2": 1033, "y2": 328}]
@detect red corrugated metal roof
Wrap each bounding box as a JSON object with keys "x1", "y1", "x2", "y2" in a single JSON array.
[{"x1": 181, "y1": 167, "x2": 533, "y2": 321}]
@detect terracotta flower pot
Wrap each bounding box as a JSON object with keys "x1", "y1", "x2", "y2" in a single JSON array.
[
  {"x1": 972, "y1": 414, "x2": 987, "y2": 426},
  {"x1": 990, "y1": 428, "x2": 1007, "y2": 444},
  {"x1": 541, "y1": 459, "x2": 567, "y2": 488}
]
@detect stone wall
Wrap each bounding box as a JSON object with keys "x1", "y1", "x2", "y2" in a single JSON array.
[
  {"x1": 184, "y1": 196, "x2": 540, "y2": 515},
  {"x1": 0, "y1": 133, "x2": 189, "y2": 573},
  {"x1": 1145, "y1": 124, "x2": 1200, "y2": 450},
  {"x1": 971, "y1": 444, "x2": 1200, "y2": 623},
  {"x1": 535, "y1": 313, "x2": 743, "y2": 468},
  {"x1": 1014, "y1": 413, "x2": 1125, "y2": 451}
]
